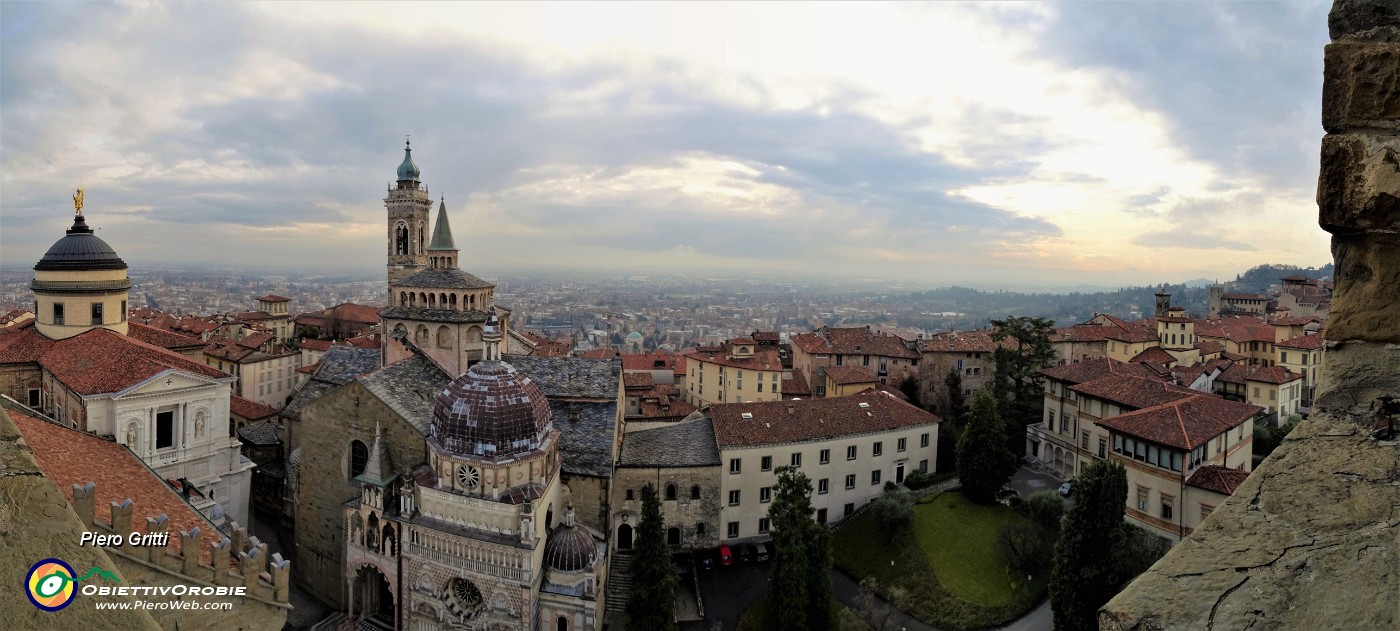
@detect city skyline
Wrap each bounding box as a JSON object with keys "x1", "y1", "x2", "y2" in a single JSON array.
[{"x1": 1, "y1": 2, "x2": 1331, "y2": 287}]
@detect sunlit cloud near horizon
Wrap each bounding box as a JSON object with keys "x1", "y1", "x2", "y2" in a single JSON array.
[{"x1": 0, "y1": 1, "x2": 1331, "y2": 289}]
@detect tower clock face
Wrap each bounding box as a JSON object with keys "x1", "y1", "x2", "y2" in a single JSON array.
[{"x1": 457, "y1": 465, "x2": 480, "y2": 490}]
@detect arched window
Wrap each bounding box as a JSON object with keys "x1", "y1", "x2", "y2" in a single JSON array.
[
  {"x1": 440, "y1": 293, "x2": 448, "y2": 306},
  {"x1": 558, "y1": 616, "x2": 568, "y2": 631},
  {"x1": 665, "y1": 484, "x2": 677, "y2": 501},
  {"x1": 436, "y1": 325, "x2": 452, "y2": 349},
  {"x1": 429, "y1": 293, "x2": 436, "y2": 308},
  {"x1": 450, "y1": 294, "x2": 458, "y2": 309},
  {"x1": 367, "y1": 513, "x2": 379, "y2": 550},
  {"x1": 350, "y1": 440, "x2": 368, "y2": 479},
  {"x1": 395, "y1": 222, "x2": 408, "y2": 255},
  {"x1": 690, "y1": 485, "x2": 701, "y2": 500},
  {"x1": 415, "y1": 325, "x2": 429, "y2": 346},
  {"x1": 399, "y1": 292, "x2": 407, "y2": 306},
  {"x1": 469, "y1": 293, "x2": 476, "y2": 307},
  {"x1": 419, "y1": 292, "x2": 428, "y2": 305},
  {"x1": 383, "y1": 523, "x2": 397, "y2": 555}
]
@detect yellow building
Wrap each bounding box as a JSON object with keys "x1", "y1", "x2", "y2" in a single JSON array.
[
  {"x1": 1276, "y1": 333, "x2": 1324, "y2": 410},
  {"x1": 818, "y1": 365, "x2": 880, "y2": 398},
  {"x1": 31, "y1": 200, "x2": 131, "y2": 340},
  {"x1": 683, "y1": 337, "x2": 784, "y2": 406},
  {"x1": 1215, "y1": 365, "x2": 1304, "y2": 421},
  {"x1": 790, "y1": 326, "x2": 919, "y2": 387}
]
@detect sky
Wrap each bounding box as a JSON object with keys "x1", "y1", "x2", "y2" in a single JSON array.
[{"x1": 0, "y1": 1, "x2": 1332, "y2": 289}]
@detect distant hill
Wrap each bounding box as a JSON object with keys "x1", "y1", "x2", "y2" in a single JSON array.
[
  {"x1": 1182, "y1": 278, "x2": 1215, "y2": 288},
  {"x1": 1231, "y1": 263, "x2": 1333, "y2": 293}
]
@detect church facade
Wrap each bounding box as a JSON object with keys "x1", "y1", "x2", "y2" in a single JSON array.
[{"x1": 284, "y1": 145, "x2": 619, "y2": 630}]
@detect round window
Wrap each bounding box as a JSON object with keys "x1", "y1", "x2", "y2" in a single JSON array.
[{"x1": 457, "y1": 465, "x2": 480, "y2": 490}]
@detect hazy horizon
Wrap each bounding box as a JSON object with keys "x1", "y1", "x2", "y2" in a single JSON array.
[{"x1": 1, "y1": 2, "x2": 1333, "y2": 287}]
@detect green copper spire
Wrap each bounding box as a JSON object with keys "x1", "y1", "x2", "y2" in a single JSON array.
[
  {"x1": 427, "y1": 196, "x2": 456, "y2": 251},
  {"x1": 396, "y1": 138, "x2": 420, "y2": 182}
]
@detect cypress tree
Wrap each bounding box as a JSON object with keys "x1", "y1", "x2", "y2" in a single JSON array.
[
  {"x1": 768, "y1": 467, "x2": 820, "y2": 630},
  {"x1": 1050, "y1": 460, "x2": 1128, "y2": 631},
  {"x1": 803, "y1": 521, "x2": 835, "y2": 631},
  {"x1": 626, "y1": 483, "x2": 678, "y2": 631},
  {"x1": 939, "y1": 369, "x2": 967, "y2": 472},
  {"x1": 957, "y1": 389, "x2": 1016, "y2": 504}
]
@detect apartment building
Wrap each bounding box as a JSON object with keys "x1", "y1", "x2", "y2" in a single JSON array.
[
  {"x1": 1276, "y1": 333, "x2": 1324, "y2": 410},
  {"x1": 1215, "y1": 364, "x2": 1304, "y2": 422},
  {"x1": 683, "y1": 337, "x2": 784, "y2": 406},
  {"x1": 790, "y1": 326, "x2": 919, "y2": 387}
]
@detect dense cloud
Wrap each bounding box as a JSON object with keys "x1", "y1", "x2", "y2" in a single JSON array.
[{"x1": 0, "y1": 2, "x2": 1330, "y2": 286}]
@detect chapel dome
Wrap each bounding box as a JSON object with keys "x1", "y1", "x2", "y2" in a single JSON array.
[
  {"x1": 34, "y1": 214, "x2": 128, "y2": 272},
  {"x1": 430, "y1": 360, "x2": 552, "y2": 459},
  {"x1": 543, "y1": 524, "x2": 596, "y2": 572}
]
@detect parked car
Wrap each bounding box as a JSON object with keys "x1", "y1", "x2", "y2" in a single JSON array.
[
  {"x1": 996, "y1": 486, "x2": 1021, "y2": 506},
  {"x1": 718, "y1": 545, "x2": 733, "y2": 566},
  {"x1": 1059, "y1": 481, "x2": 1073, "y2": 497},
  {"x1": 736, "y1": 542, "x2": 755, "y2": 563},
  {"x1": 756, "y1": 541, "x2": 772, "y2": 562}
]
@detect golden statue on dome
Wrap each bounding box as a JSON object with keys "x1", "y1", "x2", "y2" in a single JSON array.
[{"x1": 72, "y1": 186, "x2": 84, "y2": 216}]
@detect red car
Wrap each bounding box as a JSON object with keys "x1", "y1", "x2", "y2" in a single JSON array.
[{"x1": 718, "y1": 544, "x2": 733, "y2": 566}]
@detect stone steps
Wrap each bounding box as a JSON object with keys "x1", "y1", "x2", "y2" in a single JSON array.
[{"x1": 605, "y1": 551, "x2": 635, "y2": 614}]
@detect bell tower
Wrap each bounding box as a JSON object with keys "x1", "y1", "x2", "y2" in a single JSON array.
[{"x1": 386, "y1": 139, "x2": 432, "y2": 288}]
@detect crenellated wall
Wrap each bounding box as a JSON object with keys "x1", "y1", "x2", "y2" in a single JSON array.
[{"x1": 1100, "y1": 2, "x2": 1400, "y2": 629}]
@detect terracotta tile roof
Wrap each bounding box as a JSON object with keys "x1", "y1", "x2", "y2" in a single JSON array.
[
  {"x1": 1, "y1": 308, "x2": 34, "y2": 329},
  {"x1": 238, "y1": 332, "x2": 274, "y2": 349},
  {"x1": 230, "y1": 395, "x2": 278, "y2": 421},
  {"x1": 1194, "y1": 340, "x2": 1225, "y2": 355},
  {"x1": 1220, "y1": 351, "x2": 1249, "y2": 362},
  {"x1": 917, "y1": 330, "x2": 1001, "y2": 353},
  {"x1": 623, "y1": 373, "x2": 655, "y2": 390},
  {"x1": 1217, "y1": 365, "x2": 1301, "y2": 386},
  {"x1": 710, "y1": 390, "x2": 938, "y2": 447},
  {"x1": 328, "y1": 302, "x2": 383, "y2": 325},
  {"x1": 673, "y1": 355, "x2": 686, "y2": 375},
  {"x1": 232, "y1": 310, "x2": 278, "y2": 322},
  {"x1": 683, "y1": 340, "x2": 784, "y2": 372},
  {"x1": 1106, "y1": 321, "x2": 1160, "y2": 343},
  {"x1": 782, "y1": 368, "x2": 811, "y2": 396},
  {"x1": 751, "y1": 331, "x2": 780, "y2": 343},
  {"x1": 1070, "y1": 374, "x2": 1197, "y2": 410},
  {"x1": 255, "y1": 294, "x2": 291, "y2": 302},
  {"x1": 1095, "y1": 395, "x2": 1261, "y2": 449},
  {"x1": 1186, "y1": 465, "x2": 1252, "y2": 495},
  {"x1": 2, "y1": 327, "x2": 231, "y2": 395},
  {"x1": 1277, "y1": 333, "x2": 1325, "y2": 350},
  {"x1": 9, "y1": 409, "x2": 226, "y2": 562},
  {"x1": 1039, "y1": 357, "x2": 1159, "y2": 385},
  {"x1": 299, "y1": 338, "x2": 333, "y2": 351},
  {"x1": 1051, "y1": 325, "x2": 1116, "y2": 343},
  {"x1": 1130, "y1": 346, "x2": 1178, "y2": 367},
  {"x1": 577, "y1": 348, "x2": 615, "y2": 360},
  {"x1": 1222, "y1": 293, "x2": 1267, "y2": 301},
  {"x1": 126, "y1": 322, "x2": 204, "y2": 350},
  {"x1": 620, "y1": 351, "x2": 677, "y2": 372},
  {"x1": 1197, "y1": 317, "x2": 1277, "y2": 344},
  {"x1": 821, "y1": 365, "x2": 878, "y2": 385},
  {"x1": 296, "y1": 361, "x2": 320, "y2": 374},
  {"x1": 1270, "y1": 316, "x2": 1325, "y2": 327},
  {"x1": 345, "y1": 333, "x2": 381, "y2": 349},
  {"x1": 807, "y1": 326, "x2": 919, "y2": 359}
]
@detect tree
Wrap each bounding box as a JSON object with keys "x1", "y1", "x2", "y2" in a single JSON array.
[
  {"x1": 1018, "y1": 490, "x2": 1066, "y2": 536},
  {"x1": 957, "y1": 389, "x2": 1017, "y2": 504},
  {"x1": 767, "y1": 466, "x2": 833, "y2": 631},
  {"x1": 1050, "y1": 460, "x2": 1128, "y2": 631},
  {"x1": 626, "y1": 483, "x2": 678, "y2": 631},
  {"x1": 853, "y1": 578, "x2": 900, "y2": 631},
  {"x1": 869, "y1": 488, "x2": 915, "y2": 543},
  {"x1": 990, "y1": 316, "x2": 1057, "y2": 459},
  {"x1": 998, "y1": 520, "x2": 1054, "y2": 578},
  {"x1": 899, "y1": 373, "x2": 922, "y2": 407},
  {"x1": 938, "y1": 369, "x2": 967, "y2": 472}
]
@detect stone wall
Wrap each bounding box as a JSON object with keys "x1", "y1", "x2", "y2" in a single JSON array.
[
  {"x1": 561, "y1": 473, "x2": 611, "y2": 535},
  {"x1": 611, "y1": 465, "x2": 723, "y2": 550},
  {"x1": 291, "y1": 380, "x2": 428, "y2": 607},
  {"x1": 1100, "y1": 2, "x2": 1400, "y2": 628}
]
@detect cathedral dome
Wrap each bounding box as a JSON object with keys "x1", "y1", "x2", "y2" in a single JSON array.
[
  {"x1": 397, "y1": 139, "x2": 421, "y2": 182},
  {"x1": 34, "y1": 214, "x2": 128, "y2": 271},
  {"x1": 543, "y1": 523, "x2": 596, "y2": 572},
  {"x1": 431, "y1": 360, "x2": 552, "y2": 459}
]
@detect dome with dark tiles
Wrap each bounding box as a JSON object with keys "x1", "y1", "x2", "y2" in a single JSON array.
[
  {"x1": 431, "y1": 359, "x2": 552, "y2": 459},
  {"x1": 34, "y1": 214, "x2": 128, "y2": 271},
  {"x1": 543, "y1": 510, "x2": 596, "y2": 572}
]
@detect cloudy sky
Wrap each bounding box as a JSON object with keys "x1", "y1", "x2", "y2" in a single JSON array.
[{"x1": 1, "y1": 1, "x2": 1331, "y2": 288}]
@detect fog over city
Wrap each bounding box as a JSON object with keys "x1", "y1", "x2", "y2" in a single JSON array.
[{"x1": 1, "y1": 2, "x2": 1331, "y2": 288}]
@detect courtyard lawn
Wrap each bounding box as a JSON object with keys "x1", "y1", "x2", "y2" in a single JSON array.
[{"x1": 832, "y1": 491, "x2": 1047, "y2": 630}]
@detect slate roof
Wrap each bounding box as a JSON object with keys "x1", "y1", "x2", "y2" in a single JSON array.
[
  {"x1": 1096, "y1": 396, "x2": 1261, "y2": 450},
  {"x1": 617, "y1": 418, "x2": 721, "y2": 468},
  {"x1": 237, "y1": 420, "x2": 281, "y2": 446},
  {"x1": 282, "y1": 346, "x2": 380, "y2": 420},
  {"x1": 380, "y1": 306, "x2": 490, "y2": 323},
  {"x1": 394, "y1": 268, "x2": 494, "y2": 290},
  {"x1": 506, "y1": 356, "x2": 620, "y2": 399},
  {"x1": 710, "y1": 390, "x2": 938, "y2": 447},
  {"x1": 549, "y1": 400, "x2": 617, "y2": 478},
  {"x1": 9, "y1": 408, "x2": 226, "y2": 562},
  {"x1": 1186, "y1": 465, "x2": 1252, "y2": 495},
  {"x1": 358, "y1": 354, "x2": 449, "y2": 435}
]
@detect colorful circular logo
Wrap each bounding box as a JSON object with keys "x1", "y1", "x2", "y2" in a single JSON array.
[{"x1": 25, "y1": 558, "x2": 76, "y2": 611}]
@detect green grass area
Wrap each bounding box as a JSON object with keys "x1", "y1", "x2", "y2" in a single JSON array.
[
  {"x1": 832, "y1": 490, "x2": 1047, "y2": 630},
  {"x1": 738, "y1": 595, "x2": 872, "y2": 631},
  {"x1": 916, "y1": 492, "x2": 1025, "y2": 606}
]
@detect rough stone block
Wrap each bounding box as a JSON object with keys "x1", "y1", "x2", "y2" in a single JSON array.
[
  {"x1": 1330, "y1": 0, "x2": 1400, "y2": 41},
  {"x1": 1325, "y1": 233, "x2": 1400, "y2": 343},
  {"x1": 1312, "y1": 340, "x2": 1400, "y2": 417},
  {"x1": 1323, "y1": 41, "x2": 1400, "y2": 133},
  {"x1": 1317, "y1": 134, "x2": 1400, "y2": 233}
]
